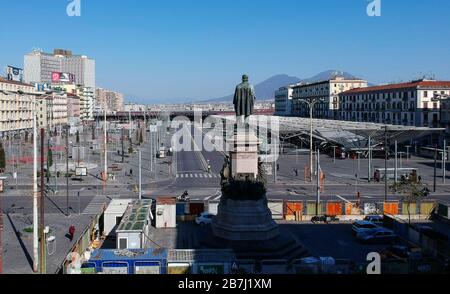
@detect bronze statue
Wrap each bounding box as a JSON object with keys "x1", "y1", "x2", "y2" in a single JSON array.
[{"x1": 233, "y1": 74, "x2": 256, "y2": 119}]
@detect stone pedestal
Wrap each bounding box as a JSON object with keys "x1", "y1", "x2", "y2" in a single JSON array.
[
  {"x1": 212, "y1": 129, "x2": 278, "y2": 241},
  {"x1": 212, "y1": 198, "x2": 279, "y2": 241},
  {"x1": 229, "y1": 131, "x2": 259, "y2": 179}
]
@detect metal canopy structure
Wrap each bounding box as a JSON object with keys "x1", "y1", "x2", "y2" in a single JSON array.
[{"x1": 213, "y1": 115, "x2": 443, "y2": 149}]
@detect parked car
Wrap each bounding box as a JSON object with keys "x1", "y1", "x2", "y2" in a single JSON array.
[
  {"x1": 356, "y1": 228, "x2": 398, "y2": 244},
  {"x1": 364, "y1": 215, "x2": 384, "y2": 226},
  {"x1": 311, "y1": 215, "x2": 340, "y2": 224},
  {"x1": 352, "y1": 220, "x2": 380, "y2": 236},
  {"x1": 195, "y1": 212, "x2": 214, "y2": 226}
]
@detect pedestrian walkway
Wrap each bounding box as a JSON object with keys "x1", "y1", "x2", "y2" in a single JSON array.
[
  {"x1": 82, "y1": 196, "x2": 108, "y2": 215},
  {"x1": 176, "y1": 173, "x2": 221, "y2": 179}
]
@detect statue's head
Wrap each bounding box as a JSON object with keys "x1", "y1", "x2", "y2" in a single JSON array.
[{"x1": 242, "y1": 75, "x2": 249, "y2": 83}]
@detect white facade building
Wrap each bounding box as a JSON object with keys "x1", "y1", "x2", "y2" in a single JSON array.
[
  {"x1": 96, "y1": 88, "x2": 124, "y2": 113},
  {"x1": 291, "y1": 77, "x2": 368, "y2": 119},
  {"x1": 339, "y1": 79, "x2": 450, "y2": 128},
  {"x1": 0, "y1": 78, "x2": 35, "y2": 136},
  {"x1": 24, "y1": 49, "x2": 96, "y2": 90},
  {"x1": 275, "y1": 85, "x2": 294, "y2": 116}
]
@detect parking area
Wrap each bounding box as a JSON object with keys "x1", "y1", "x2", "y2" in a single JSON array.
[
  {"x1": 139, "y1": 220, "x2": 391, "y2": 263},
  {"x1": 280, "y1": 222, "x2": 387, "y2": 262}
]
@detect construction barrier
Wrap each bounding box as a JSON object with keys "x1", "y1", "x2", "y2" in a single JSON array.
[
  {"x1": 326, "y1": 202, "x2": 343, "y2": 216},
  {"x1": 402, "y1": 202, "x2": 417, "y2": 215},
  {"x1": 384, "y1": 202, "x2": 399, "y2": 215},
  {"x1": 268, "y1": 200, "x2": 284, "y2": 220},
  {"x1": 419, "y1": 202, "x2": 436, "y2": 215},
  {"x1": 284, "y1": 201, "x2": 303, "y2": 220},
  {"x1": 306, "y1": 201, "x2": 323, "y2": 215}
]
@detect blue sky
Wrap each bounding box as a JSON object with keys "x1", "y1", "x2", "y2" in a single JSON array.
[{"x1": 1, "y1": 0, "x2": 450, "y2": 103}]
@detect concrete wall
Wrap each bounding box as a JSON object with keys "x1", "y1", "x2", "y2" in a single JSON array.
[
  {"x1": 116, "y1": 231, "x2": 142, "y2": 249},
  {"x1": 156, "y1": 204, "x2": 176, "y2": 228}
]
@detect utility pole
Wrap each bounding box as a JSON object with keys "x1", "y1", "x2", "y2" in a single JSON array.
[
  {"x1": 443, "y1": 140, "x2": 446, "y2": 183},
  {"x1": 434, "y1": 145, "x2": 438, "y2": 192},
  {"x1": 103, "y1": 109, "x2": 107, "y2": 190},
  {"x1": 40, "y1": 128, "x2": 46, "y2": 274},
  {"x1": 33, "y1": 95, "x2": 39, "y2": 273},
  {"x1": 121, "y1": 128, "x2": 124, "y2": 163},
  {"x1": 394, "y1": 140, "x2": 398, "y2": 184},
  {"x1": 309, "y1": 104, "x2": 314, "y2": 182},
  {"x1": 139, "y1": 149, "x2": 142, "y2": 200},
  {"x1": 368, "y1": 137, "x2": 372, "y2": 183},
  {"x1": 316, "y1": 149, "x2": 321, "y2": 216},
  {"x1": 66, "y1": 127, "x2": 69, "y2": 216},
  {"x1": 384, "y1": 126, "x2": 388, "y2": 202}
]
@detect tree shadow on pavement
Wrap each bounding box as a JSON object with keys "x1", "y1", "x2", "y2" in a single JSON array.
[{"x1": 6, "y1": 213, "x2": 33, "y2": 271}]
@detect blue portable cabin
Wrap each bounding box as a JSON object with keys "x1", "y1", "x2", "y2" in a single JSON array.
[{"x1": 84, "y1": 248, "x2": 168, "y2": 274}]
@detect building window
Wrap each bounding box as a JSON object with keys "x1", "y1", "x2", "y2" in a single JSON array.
[{"x1": 424, "y1": 91, "x2": 428, "y2": 98}]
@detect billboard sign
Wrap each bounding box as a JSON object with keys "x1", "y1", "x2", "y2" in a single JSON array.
[
  {"x1": 6, "y1": 66, "x2": 23, "y2": 82},
  {"x1": 52, "y1": 72, "x2": 75, "y2": 83},
  {"x1": 75, "y1": 167, "x2": 88, "y2": 177}
]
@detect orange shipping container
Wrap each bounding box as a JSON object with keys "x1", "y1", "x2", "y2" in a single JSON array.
[
  {"x1": 384, "y1": 202, "x2": 399, "y2": 215},
  {"x1": 284, "y1": 201, "x2": 303, "y2": 216},
  {"x1": 327, "y1": 202, "x2": 343, "y2": 216}
]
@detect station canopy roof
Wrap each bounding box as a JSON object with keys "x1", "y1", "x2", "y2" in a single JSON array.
[{"x1": 213, "y1": 115, "x2": 443, "y2": 149}]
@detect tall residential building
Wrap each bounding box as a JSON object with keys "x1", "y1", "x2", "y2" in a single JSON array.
[
  {"x1": 53, "y1": 84, "x2": 95, "y2": 121},
  {"x1": 96, "y1": 88, "x2": 124, "y2": 113},
  {"x1": 291, "y1": 76, "x2": 368, "y2": 119},
  {"x1": 338, "y1": 79, "x2": 450, "y2": 128},
  {"x1": 0, "y1": 78, "x2": 35, "y2": 136},
  {"x1": 36, "y1": 96, "x2": 52, "y2": 129},
  {"x1": 24, "y1": 49, "x2": 96, "y2": 90},
  {"x1": 275, "y1": 85, "x2": 295, "y2": 116},
  {"x1": 67, "y1": 93, "x2": 81, "y2": 124},
  {"x1": 51, "y1": 93, "x2": 68, "y2": 126}
]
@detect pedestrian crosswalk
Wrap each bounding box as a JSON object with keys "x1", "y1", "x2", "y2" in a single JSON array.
[
  {"x1": 190, "y1": 194, "x2": 222, "y2": 201},
  {"x1": 82, "y1": 196, "x2": 108, "y2": 215},
  {"x1": 176, "y1": 173, "x2": 221, "y2": 179}
]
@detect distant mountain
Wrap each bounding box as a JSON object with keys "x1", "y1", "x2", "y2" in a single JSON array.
[
  {"x1": 203, "y1": 74, "x2": 301, "y2": 103},
  {"x1": 204, "y1": 70, "x2": 363, "y2": 103}
]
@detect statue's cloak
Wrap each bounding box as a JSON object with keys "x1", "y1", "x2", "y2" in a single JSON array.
[{"x1": 233, "y1": 82, "x2": 255, "y2": 117}]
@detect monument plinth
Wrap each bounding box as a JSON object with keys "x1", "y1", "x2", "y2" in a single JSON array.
[
  {"x1": 199, "y1": 75, "x2": 308, "y2": 261},
  {"x1": 212, "y1": 129, "x2": 279, "y2": 241}
]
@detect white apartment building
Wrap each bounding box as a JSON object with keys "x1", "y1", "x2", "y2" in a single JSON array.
[
  {"x1": 51, "y1": 93, "x2": 68, "y2": 126},
  {"x1": 291, "y1": 76, "x2": 368, "y2": 119},
  {"x1": 338, "y1": 79, "x2": 450, "y2": 128},
  {"x1": 96, "y1": 88, "x2": 124, "y2": 113},
  {"x1": 24, "y1": 49, "x2": 96, "y2": 90},
  {"x1": 36, "y1": 97, "x2": 52, "y2": 129},
  {"x1": 53, "y1": 84, "x2": 95, "y2": 121},
  {"x1": 0, "y1": 78, "x2": 35, "y2": 136},
  {"x1": 275, "y1": 85, "x2": 295, "y2": 116}
]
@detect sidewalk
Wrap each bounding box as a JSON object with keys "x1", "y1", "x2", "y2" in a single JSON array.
[{"x1": 2, "y1": 213, "x2": 95, "y2": 274}]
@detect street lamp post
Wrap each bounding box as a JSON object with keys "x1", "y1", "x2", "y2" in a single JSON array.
[
  {"x1": 332, "y1": 146, "x2": 337, "y2": 164},
  {"x1": 315, "y1": 148, "x2": 321, "y2": 216},
  {"x1": 298, "y1": 98, "x2": 323, "y2": 182},
  {"x1": 384, "y1": 125, "x2": 388, "y2": 202}
]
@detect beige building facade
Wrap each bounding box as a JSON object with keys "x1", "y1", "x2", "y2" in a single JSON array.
[{"x1": 0, "y1": 78, "x2": 36, "y2": 136}]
